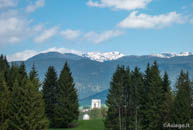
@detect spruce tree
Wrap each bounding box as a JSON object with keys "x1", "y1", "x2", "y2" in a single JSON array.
[
  {"x1": 0, "y1": 73, "x2": 9, "y2": 130},
  {"x1": 43, "y1": 66, "x2": 58, "y2": 127},
  {"x1": 131, "y1": 67, "x2": 144, "y2": 130},
  {"x1": 142, "y1": 62, "x2": 164, "y2": 130},
  {"x1": 123, "y1": 67, "x2": 132, "y2": 130},
  {"x1": 0, "y1": 54, "x2": 9, "y2": 73},
  {"x1": 5, "y1": 64, "x2": 19, "y2": 91},
  {"x1": 171, "y1": 71, "x2": 192, "y2": 130},
  {"x1": 28, "y1": 65, "x2": 49, "y2": 129},
  {"x1": 105, "y1": 65, "x2": 129, "y2": 130},
  {"x1": 18, "y1": 62, "x2": 28, "y2": 86},
  {"x1": 8, "y1": 65, "x2": 49, "y2": 130},
  {"x1": 53, "y1": 62, "x2": 79, "y2": 128},
  {"x1": 162, "y1": 72, "x2": 173, "y2": 127}
]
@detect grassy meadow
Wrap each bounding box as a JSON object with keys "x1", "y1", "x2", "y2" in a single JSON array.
[{"x1": 49, "y1": 120, "x2": 104, "y2": 130}]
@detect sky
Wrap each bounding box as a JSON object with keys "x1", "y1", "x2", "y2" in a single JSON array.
[{"x1": 0, "y1": 0, "x2": 193, "y2": 61}]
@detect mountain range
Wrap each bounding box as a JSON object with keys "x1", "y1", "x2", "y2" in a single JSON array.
[{"x1": 12, "y1": 51, "x2": 193, "y2": 106}]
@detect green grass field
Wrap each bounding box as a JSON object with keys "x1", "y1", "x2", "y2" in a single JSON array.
[{"x1": 49, "y1": 120, "x2": 104, "y2": 130}]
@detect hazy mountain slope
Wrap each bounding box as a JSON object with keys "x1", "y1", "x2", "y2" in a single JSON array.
[{"x1": 12, "y1": 52, "x2": 193, "y2": 104}]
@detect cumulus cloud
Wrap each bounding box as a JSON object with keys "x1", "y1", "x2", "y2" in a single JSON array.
[
  {"x1": 0, "y1": 0, "x2": 47, "y2": 45},
  {"x1": 7, "y1": 50, "x2": 38, "y2": 61},
  {"x1": 7, "y1": 47, "x2": 83, "y2": 62},
  {"x1": 84, "y1": 30, "x2": 124, "y2": 44},
  {"x1": 34, "y1": 26, "x2": 59, "y2": 43},
  {"x1": 87, "y1": 0, "x2": 151, "y2": 10},
  {"x1": 0, "y1": 0, "x2": 18, "y2": 8},
  {"x1": 26, "y1": 0, "x2": 45, "y2": 13},
  {"x1": 118, "y1": 11, "x2": 184, "y2": 29},
  {"x1": 0, "y1": 10, "x2": 47, "y2": 44},
  {"x1": 0, "y1": 10, "x2": 33, "y2": 44},
  {"x1": 60, "y1": 29, "x2": 81, "y2": 40}
]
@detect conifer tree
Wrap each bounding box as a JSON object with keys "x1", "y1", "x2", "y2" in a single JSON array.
[
  {"x1": 162, "y1": 72, "x2": 173, "y2": 127},
  {"x1": 0, "y1": 73, "x2": 9, "y2": 130},
  {"x1": 142, "y1": 62, "x2": 164, "y2": 130},
  {"x1": 43, "y1": 66, "x2": 58, "y2": 127},
  {"x1": 0, "y1": 54, "x2": 9, "y2": 73},
  {"x1": 8, "y1": 65, "x2": 49, "y2": 130},
  {"x1": 131, "y1": 67, "x2": 144, "y2": 130},
  {"x1": 123, "y1": 67, "x2": 132, "y2": 130},
  {"x1": 105, "y1": 65, "x2": 129, "y2": 130},
  {"x1": 171, "y1": 71, "x2": 192, "y2": 129},
  {"x1": 53, "y1": 63, "x2": 79, "y2": 128},
  {"x1": 28, "y1": 65, "x2": 49, "y2": 129},
  {"x1": 18, "y1": 62, "x2": 28, "y2": 86}
]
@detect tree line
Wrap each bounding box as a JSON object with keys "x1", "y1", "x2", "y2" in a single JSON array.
[
  {"x1": 0, "y1": 54, "x2": 79, "y2": 130},
  {"x1": 1, "y1": 53, "x2": 192, "y2": 130},
  {"x1": 105, "y1": 62, "x2": 193, "y2": 130}
]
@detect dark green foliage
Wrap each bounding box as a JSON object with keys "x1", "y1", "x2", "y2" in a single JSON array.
[
  {"x1": 0, "y1": 73, "x2": 10, "y2": 130},
  {"x1": 43, "y1": 66, "x2": 58, "y2": 127},
  {"x1": 130, "y1": 67, "x2": 144, "y2": 130},
  {"x1": 105, "y1": 65, "x2": 132, "y2": 130},
  {"x1": 142, "y1": 62, "x2": 164, "y2": 130},
  {"x1": 53, "y1": 62, "x2": 79, "y2": 128},
  {"x1": 4, "y1": 64, "x2": 19, "y2": 90},
  {"x1": 162, "y1": 72, "x2": 173, "y2": 126},
  {"x1": 0, "y1": 54, "x2": 9, "y2": 73},
  {"x1": 105, "y1": 62, "x2": 175, "y2": 130},
  {"x1": 18, "y1": 62, "x2": 28, "y2": 86},
  {"x1": 8, "y1": 65, "x2": 49, "y2": 130},
  {"x1": 170, "y1": 71, "x2": 192, "y2": 130}
]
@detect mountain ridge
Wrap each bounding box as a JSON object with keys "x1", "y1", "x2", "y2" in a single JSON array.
[
  {"x1": 10, "y1": 51, "x2": 193, "y2": 105},
  {"x1": 25, "y1": 51, "x2": 193, "y2": 62}
]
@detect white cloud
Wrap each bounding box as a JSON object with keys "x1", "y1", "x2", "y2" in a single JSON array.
[
  {"x1": 41, "y1": 47, "x2": 83, "y2": 56},
  {"x1": 7, "y1": 47, "x2": 83, "y2": 62},
  {"x1": 26, "y1": 0, "x2": 45, "y2": 13},
  {"x1": 0, "y1": 0, "x2": 18, "y2": 8},
  {"x1": 0, "y1": 10, "x2": 46, "y2": 44},
  {"x1": 84, "y1": 30, "x2": 124, "y2": 44},
  {"x1": 0, "y1": 10, "x2": 32, "y2": 44},
  {"x1": 118, "y1": 11, "x2": 184, "y2": 29},
  {"x1": 60, "y1": 29, "x2": 81, "y2": 40},
  {"x1": 7, "y1": 50, "x2": 38, "y2": 61},
  {"x1": 34, "y1": 26, "x2": 59, "y2": 43},
  {"x1": 87, "y1": 0, "x2": 151, "y2": 10}
]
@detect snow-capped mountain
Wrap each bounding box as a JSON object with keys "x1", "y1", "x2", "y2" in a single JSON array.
[
  {"x1": 7, "y1": 48, "x2": 193, "y2": 62},
  {"x1": 150, "y1": 52, "x2": 193, "y2": 58},
  {"x1": 83, "y1": 51, "x2": 125, "y2": 62}
]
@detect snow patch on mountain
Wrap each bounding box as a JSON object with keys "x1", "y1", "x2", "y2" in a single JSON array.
[
  {"x1": 83, "y1": 51, "x2": 125, "y2": 62},
  {"x1": 150, "y1": 52, "x2": 193, "y2": 58}
]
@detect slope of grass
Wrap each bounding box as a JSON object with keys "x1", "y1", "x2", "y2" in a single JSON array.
[{"x1": 49, "y1": 119, "x2": 104, "y2": 130}]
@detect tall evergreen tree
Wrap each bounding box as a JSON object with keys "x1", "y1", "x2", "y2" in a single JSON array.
[
  {"x1": 105, "y1": 65, "x2": 132, "y2": 130},
  {"x1": 28, "y1": 65, "x2": 49, "y2": 129},
  {"x1": 8, "y1": 65, "x2": 49, "y2": 130},
  {"x1": 5, "y1": 64, "x2": 19, "y2": 90},
  {"x1": 142, "y1": 62, "x2": 164, "y2": 130},
  {"x1": 0, "y1": 54, "x2": 9, "y2": 73},
  {"x1": 53, "y1": 63, "x2": 79, "y2": 128},
  {"x1": 131, "y1": 67, "x2": 144, "y2": 130},
  {"x1": 18, "y1": 62, "x2": 28, "y2": 86},
  {"x1": 43, "y1": 66, "x2": 58, "y2": 127},
  {"x1": 0, "y1": 73, "x2": 10, "y2": 130},
  {"x1": 171, "y1": 71, "x2": 192, "y2": 130},
  {"x1": 162, "y1": 72, "x2": 173, "y2": 127}
]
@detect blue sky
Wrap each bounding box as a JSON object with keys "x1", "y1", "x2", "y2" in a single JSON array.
[{"x1": 0, "y1": 0, "x2": 193, "y2": 61}]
